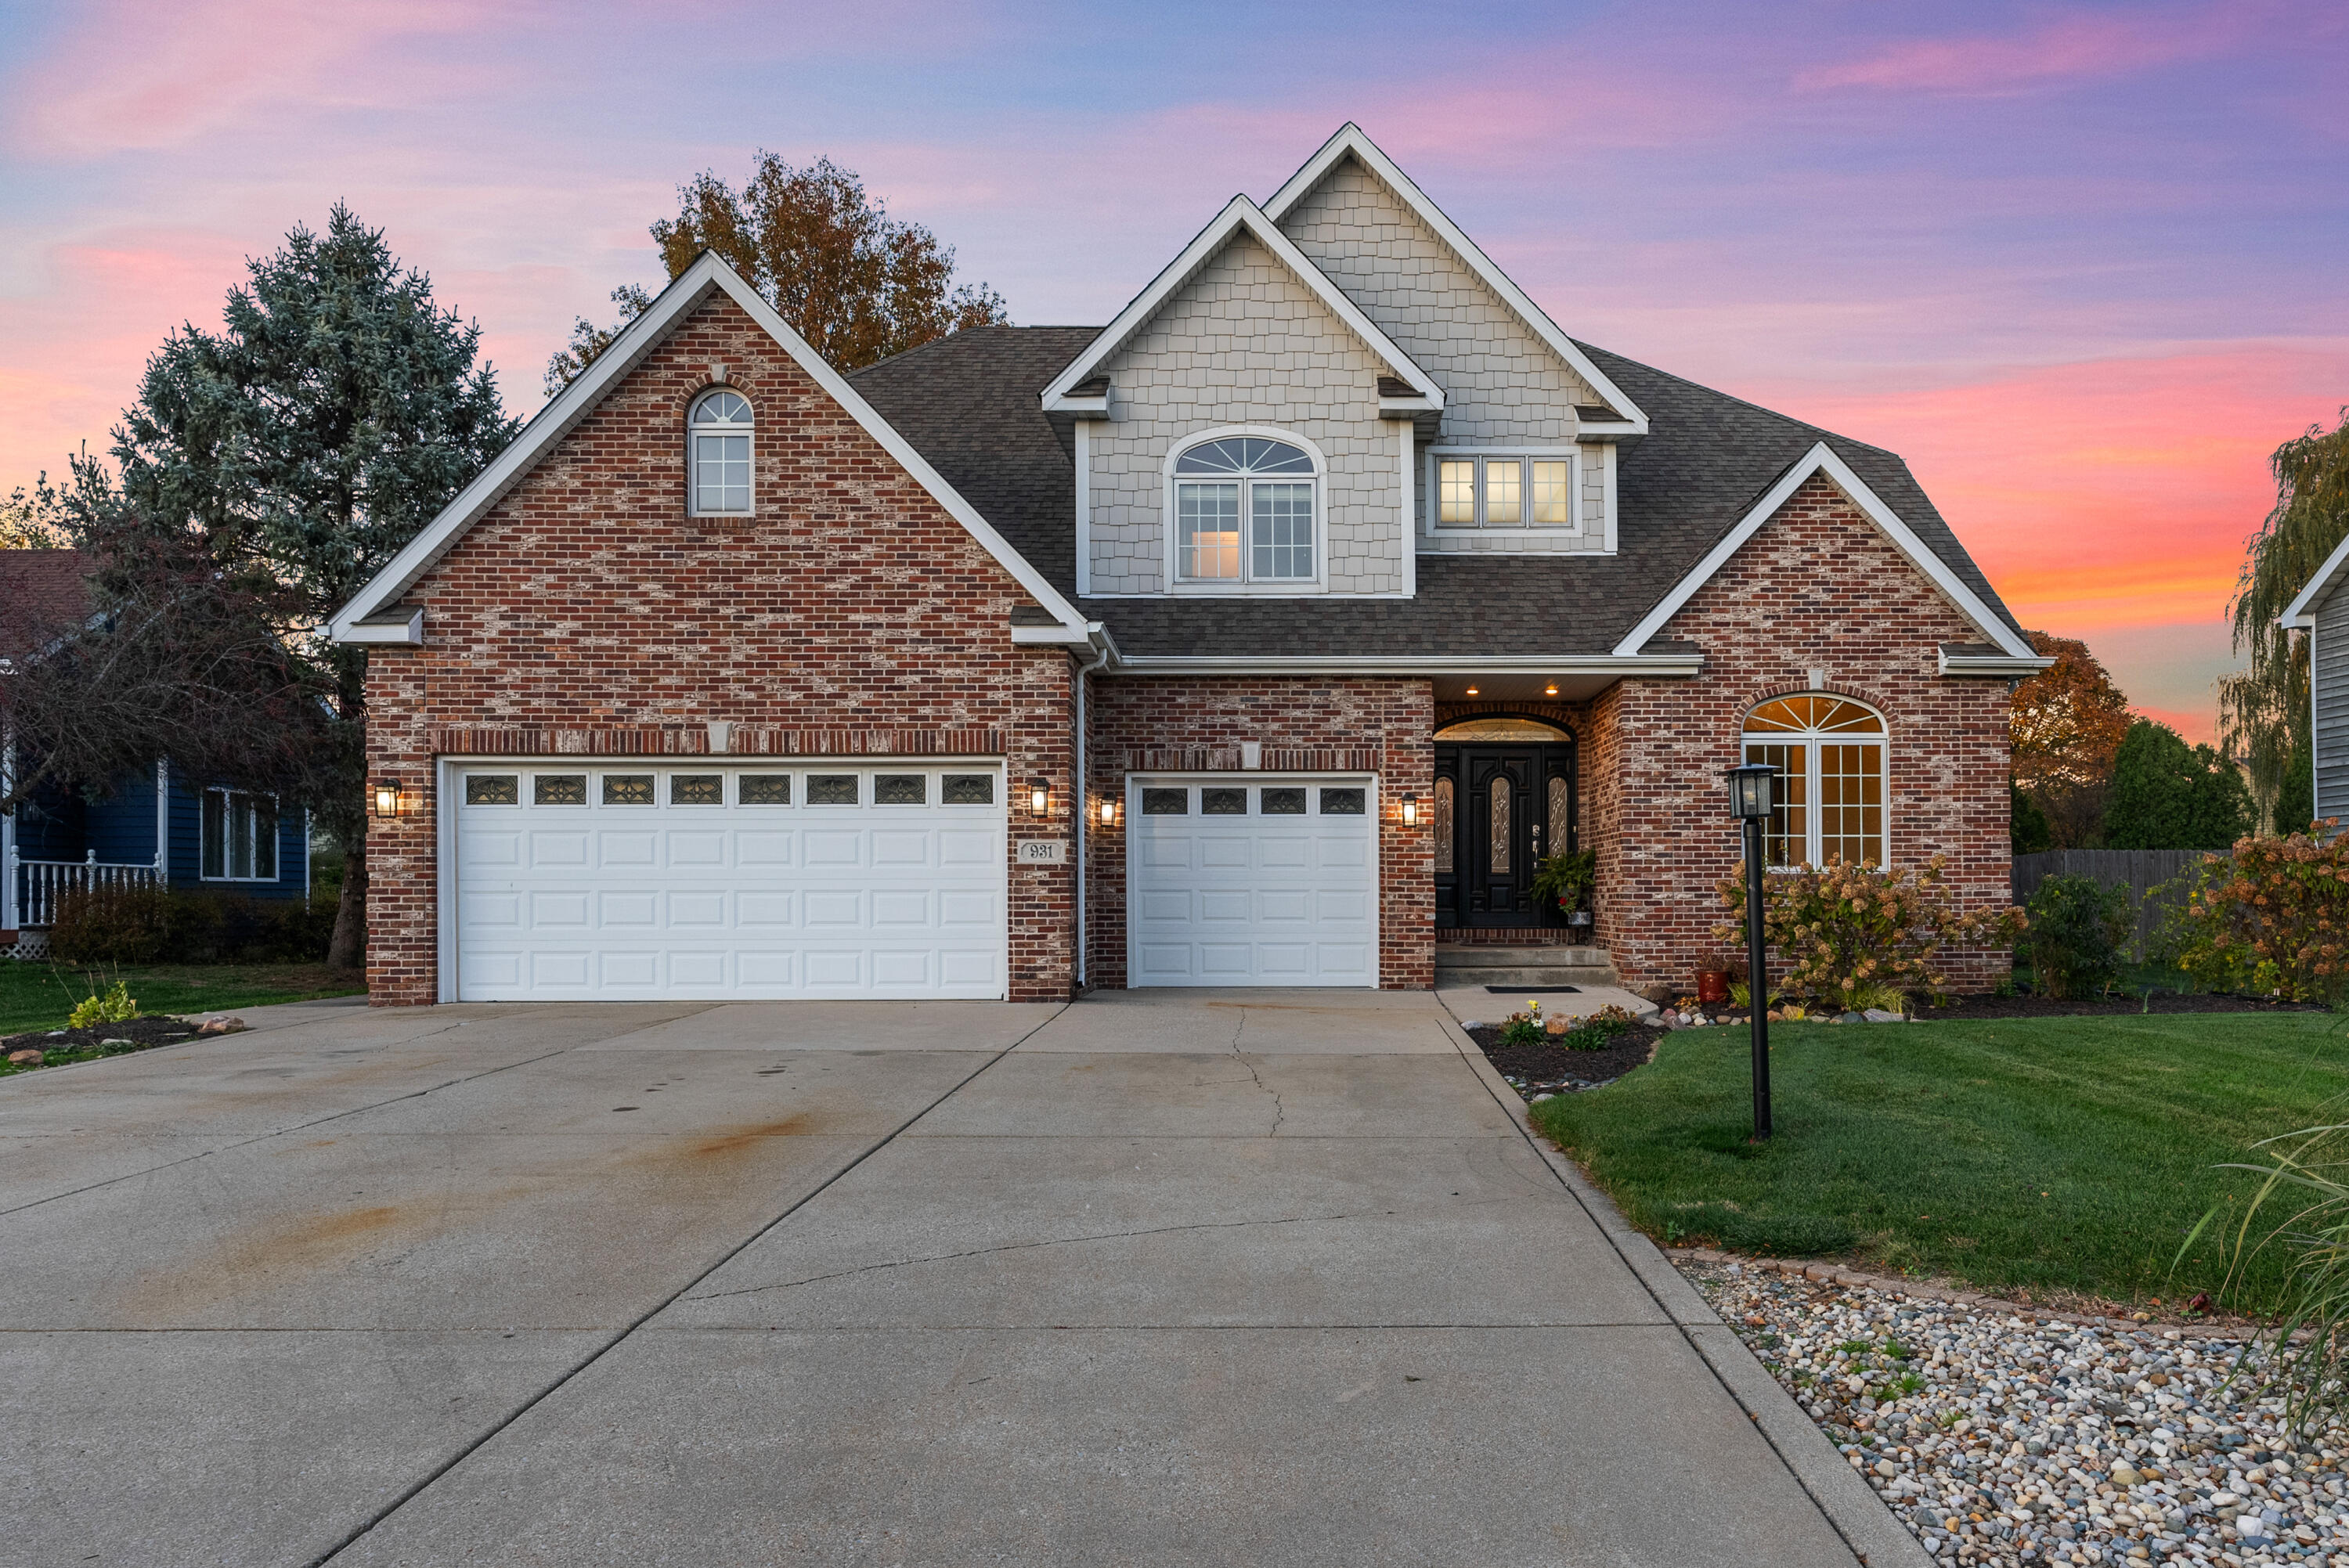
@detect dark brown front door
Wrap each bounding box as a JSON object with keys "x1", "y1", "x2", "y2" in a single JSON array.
[{"x1": 1434, "y1": 742, "x2": 1576, "y2": 929}]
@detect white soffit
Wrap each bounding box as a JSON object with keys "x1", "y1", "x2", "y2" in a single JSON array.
[
  {"x1": 1037, "y1": 195, "x2": 1444, "y2": 412},
  {"x1": 1262, "y1": 124, "x2": 1650, "y2": 436},
  {"x1": 1608, "y1": 442, "x2": 2040, "y2": 661},
  {"x1": 329, "y1": 252, "x2": 1092, "y2": 643}
]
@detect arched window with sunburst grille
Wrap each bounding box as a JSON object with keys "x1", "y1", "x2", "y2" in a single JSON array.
[{"x1": 1740, "y1": 694, "x2": 1886, "y2": 868}]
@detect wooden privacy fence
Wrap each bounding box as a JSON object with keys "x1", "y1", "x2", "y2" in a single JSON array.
[{"x1": 2012, "y1": 849, "x2": 2209, "y2": 950}]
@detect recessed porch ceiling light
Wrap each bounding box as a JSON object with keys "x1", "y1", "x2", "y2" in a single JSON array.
[
  {"x1": 1465, "y1": 686, "x2": 1479, "y2": 696},
  {"x1": 1545, "y1": 683, "x2": 1559, "y2": 696}
]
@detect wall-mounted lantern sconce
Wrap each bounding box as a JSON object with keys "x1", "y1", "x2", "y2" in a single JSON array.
[
  {"x1": 1096, "y1": 795, "x2": 1120, "y2": 828},
  {"x1": 371, "y1": 780, "x2": 405, "y2": 819},
  {"x1": 1028, "y1": 778, "x2": 1051, "y2": 819},
  {"x1": 1400, "y1": 793, "x2": 1418, "y2": 826}
]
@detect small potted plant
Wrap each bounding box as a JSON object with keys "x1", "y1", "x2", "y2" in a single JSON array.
[{"x1": 1531, "y1": 848, "x2": 1597, "y2": 932}]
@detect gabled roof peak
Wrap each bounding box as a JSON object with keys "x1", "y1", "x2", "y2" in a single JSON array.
[
  {"x1": 1264, "y1": 124, "x2": 1648, "y2": 434},
  {"x1": 1038, "y1": 193, "x2": 1443, "y2": 413}
]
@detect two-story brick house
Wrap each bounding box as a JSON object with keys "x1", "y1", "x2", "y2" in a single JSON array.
[{"x1": 332, "y1": 124, "x2": 2044, "y2": 1005}]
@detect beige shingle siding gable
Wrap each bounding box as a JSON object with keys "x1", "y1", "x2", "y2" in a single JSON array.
[
  {"x1": 1087, "y1": 232, "x2": 1405, "y2": 596},
  {"x1": 1281, "y1": 156, "x2": 1609, "y2": 555},
  {"x1": 2317, "y1": 582, "x2": 2349, "y2": 824}
]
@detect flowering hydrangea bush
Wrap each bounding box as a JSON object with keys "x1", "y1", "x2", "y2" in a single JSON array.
[
  {"x1": 2155, "y1": 824, "x2": 2349, "y2": 1001},
  {"x1": 1716, "y1": 855, "x2": 2024, "y2": 1010}
]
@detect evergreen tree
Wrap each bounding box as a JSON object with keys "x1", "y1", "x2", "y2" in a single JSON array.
[
  {"x1": 105, "y1": 205, "x2": 518, "y2": 968},
  {"x1": 2104, "y1": 719, "x2": 2252, "y2": 850},
  {"x1": 2011, "y1": 781, "x2": 2054, "y2": 854}
]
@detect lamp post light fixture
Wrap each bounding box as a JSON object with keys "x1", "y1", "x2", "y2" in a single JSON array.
[
  {"x1": 1028, "y1": 778, "x2": 1051, "y2": 819},
  {"x1": 1723, "y1": 761, "x2": 1780, "y2": 1141}
]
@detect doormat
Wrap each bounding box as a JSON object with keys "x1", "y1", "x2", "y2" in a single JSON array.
[{"x1": 1484, "y1": 985, "x2": 1582, "y2": 993}]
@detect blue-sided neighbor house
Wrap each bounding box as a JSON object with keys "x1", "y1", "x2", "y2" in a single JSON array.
[{"x1": 0, "y1": 550, "x2": 309, "y2": 946}]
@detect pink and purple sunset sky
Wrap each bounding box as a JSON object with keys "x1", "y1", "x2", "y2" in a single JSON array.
[{"x1": 4, "y1": 0, "x2": 2344, "y2": 740}]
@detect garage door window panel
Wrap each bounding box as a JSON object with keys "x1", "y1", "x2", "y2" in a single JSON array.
[
  {"x1": 740, "y1": 774, "x2": 791, "y2": 806},
  {"x1": 535, "y1": 774, "x2": 586, "y2": 806}
]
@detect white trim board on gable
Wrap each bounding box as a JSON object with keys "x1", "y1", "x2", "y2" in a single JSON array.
[
  {"x1": 1263, "y1": 124, "x2": 1649, "y2": 438},
  {"x1": 1038, "y1": 195, "x2": 1444, "y2": 413},
  {"x1": 2282, "y1": 533, "x2": 2349, "y2": 629},
  {"x1": 329, "y1": 251, "x2": 1094, "y2": 647},
  {"x1": 1608, "y1": 442, "x2": 2045, "y2": 664}
]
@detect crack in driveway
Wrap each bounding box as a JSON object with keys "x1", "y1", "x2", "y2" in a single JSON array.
[
  {"x1": 1229, "y1": 1008, "x2": 1284, "y2": 1136},
  {"x1": 683, "y1": 1213, "x2": 1355, "y2": 1302}
]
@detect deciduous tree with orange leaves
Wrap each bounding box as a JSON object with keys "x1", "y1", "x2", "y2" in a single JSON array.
[{"x1": 2010, "y1": 630, "x2": 2134, "y2": 849}]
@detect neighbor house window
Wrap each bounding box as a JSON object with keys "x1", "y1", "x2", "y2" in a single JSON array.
[
  {"x1": 1433, "y1": 453, "x2": 1575, "y2": 528},
  {"x1": 1172, "y1": 436, "x2": 1316, "y2": 582},
  {"x1": 1741, "y1": 694, "x2": 1885, "y2": 869},
  {"x1": 689, "y1": 389, "x2": 753, "y2": 514},
  {"x1": 202, "y1": 790, "x2": 278, "y2": 881}
]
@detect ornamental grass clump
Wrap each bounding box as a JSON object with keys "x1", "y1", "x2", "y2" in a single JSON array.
[
  {"x1": 1716, "y1": 855, "x2": 2022, "y2": 1011},
  {"x1": 2154, "y1": 824, "x2": 2349, "y2": 1002},
  {"x1": 2185, "y1": 1123, "x2": 2349, "y2": 1436}
]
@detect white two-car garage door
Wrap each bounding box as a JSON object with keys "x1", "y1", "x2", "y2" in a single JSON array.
[
  {"x1": 1125, "y1": 775, "x2": 1377, "y2": 986},
  {"x1": 451, "y1": 762, "x2": 1006, "y2": 1000}
]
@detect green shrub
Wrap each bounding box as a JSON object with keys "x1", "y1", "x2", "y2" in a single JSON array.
[
  {"x1": 2019, "y1": 874, "x2": 2133, "y2": 998},
  {"x1": 67, "y1": 980, "x2": 139, "y2": 1028},
  {"x1": 51, "y1": 885, "x2": 338, "y2": 965}
]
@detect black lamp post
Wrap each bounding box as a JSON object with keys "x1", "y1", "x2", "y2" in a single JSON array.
[{"x1": 1724, "y1": 762, "x2": 1780, "y2": 1141}]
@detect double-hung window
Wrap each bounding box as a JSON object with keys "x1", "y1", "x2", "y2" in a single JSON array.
[
  {"x1": 1434, "y1": 453, "x2": 1576, "y2": 529},
  {"x1": 689, "y1": 389, "x2": 753, "y2": 515},
  {"x1": 1172, "y1": 436, "x2": 1317, "y2": 584},
  {"x1": 202, "y1": 789, "x2": 279, "y2": 881}
]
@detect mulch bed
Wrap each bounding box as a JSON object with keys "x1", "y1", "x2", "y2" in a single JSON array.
[
  {"x1": 1918, "y1": 989, "x2": 2329, "y2": 1020},
  {"x1": 1466, "y1": 1021, "x2": 1665, "y2": 1098},
  {"x1": 0, "y1": 1014, "x2": 225, "y2": 1077}
]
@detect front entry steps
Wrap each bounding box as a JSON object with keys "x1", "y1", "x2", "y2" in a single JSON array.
[{"x1": 1434, "y1": 943, "x2": 1618, "y2": 989}]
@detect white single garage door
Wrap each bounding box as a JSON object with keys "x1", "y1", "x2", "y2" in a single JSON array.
[
  {"x1": 1126, "y1": 775, "x2": 1377, "y2": 986},
  {"x1": 451, "y1": 762, "x2": 1006, "y2": 1000}
]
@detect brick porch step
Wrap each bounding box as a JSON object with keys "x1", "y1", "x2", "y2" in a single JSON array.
[{"x1": 1434, "y1": 943, "x2": 1619, "y2": 989}]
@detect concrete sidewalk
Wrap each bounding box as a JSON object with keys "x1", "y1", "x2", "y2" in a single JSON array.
[{"x1": 1, "y1": 989, "x2": 1917, "y2": 1567}]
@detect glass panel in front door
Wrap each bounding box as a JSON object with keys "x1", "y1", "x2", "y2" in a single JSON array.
[{"x1": 1488, "y1": 776, "x2": 1510, "y2": 874}]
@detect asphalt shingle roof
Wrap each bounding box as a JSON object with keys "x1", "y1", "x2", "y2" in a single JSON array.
[{"x1": 849, "y1": 326, "x2": 2021, "y2": 659}]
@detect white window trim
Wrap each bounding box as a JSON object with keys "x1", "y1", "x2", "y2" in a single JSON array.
[
  {"x1": 1159, "y1": 426, "x2": 1330, "y2": 596},
  {"x1": 201, "y1": 787, "x2": 281, "y2": 883},
  {"x1": 687, "y1": 388, "x2": 754, "y2": 517},
  {"x1": 1740, "y1": 697, "x2": 1889, "y2": 872},
  {"x1": 1423, "y1": 446, "x2": 1607, "y2": 548}
]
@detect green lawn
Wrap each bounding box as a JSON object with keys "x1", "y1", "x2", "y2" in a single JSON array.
[
  {"x1": 1529, "y1": 1011, "x2": 2349, "y2": 1312},
  {"x1": 0, "y1": 960, "x2": 364, "y2": 1036}
]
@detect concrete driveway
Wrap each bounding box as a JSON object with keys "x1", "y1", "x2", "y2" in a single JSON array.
[{"x1": 0, "y1": 991, "x2": 1918, "y2": 1567}]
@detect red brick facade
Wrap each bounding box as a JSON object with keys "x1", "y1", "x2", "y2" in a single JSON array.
[
  {"x1": 1586, "y1": 474, "x2": 2015, "y2": 993},
  {"x1": 363, "y1": 294, "x2": 1077, "y2": 1004},
  {"x1": 359, "y1": 302, "x2": 2012, "y2": 1005},
  {"x1": 1083, "y1": 677, "x2": 1435, "y2": 990}
]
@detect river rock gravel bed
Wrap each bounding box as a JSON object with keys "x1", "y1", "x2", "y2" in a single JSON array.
[{"x1": 1683, "y1": 1259, "x2": 2349, "y2": 1566}]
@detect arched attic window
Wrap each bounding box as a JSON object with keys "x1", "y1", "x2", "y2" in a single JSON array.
[
  {"x1": 1171, "y1": 435, "x2": 1317, "y2": 583},
  {"x1": 1740, "y1": 694, "x2": 1885, "y2": 869},
  {"x1": 689, "y1": 389, "x2": 753, "y2": 516}
]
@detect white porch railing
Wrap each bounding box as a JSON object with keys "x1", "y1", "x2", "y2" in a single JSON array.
[{"x1": 10, "y1": 849, "x2": 163, "y2": 929}]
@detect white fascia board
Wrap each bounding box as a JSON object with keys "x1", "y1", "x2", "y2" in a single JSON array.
[
  {"x1": 1037, "y1": 195, "x2": 1442, "y2": 412},
  {"x1": 1939, "y1": 651, "x2": 2055, "y2": 676},
  {"x1": 330, "y1": 251, "x2": 1092, "y2": 644},
  {"x1": 2279, "y1": 532, "x2": 2349, "y2": 627},
  {"x1": 1263, "y1": 124, "x2": 1649, "y2": 436},
  {"x1": 1607, "y1": 442, "x2": 2037, "y2": 661},
  {"x1": 1109, "y1": 653, "x2": 1702, "y2": 677}
]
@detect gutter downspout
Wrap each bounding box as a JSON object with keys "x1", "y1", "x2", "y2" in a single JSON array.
[{"x1": 1073, "y1": 622, "x2": 1112, "y2": 992}]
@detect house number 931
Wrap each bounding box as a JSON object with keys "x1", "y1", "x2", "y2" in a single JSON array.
[{"x1": 1016, "y1": 840, "x2": 1068, "y2": 864}]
